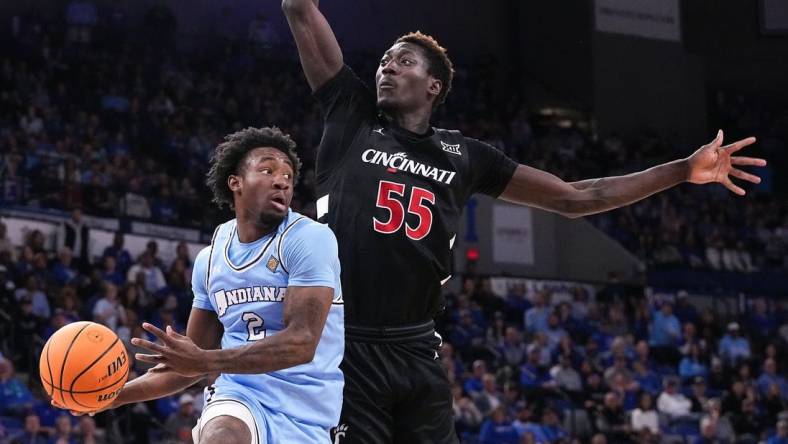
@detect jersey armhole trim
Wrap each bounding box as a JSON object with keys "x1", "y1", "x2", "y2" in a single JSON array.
[
  {"x1": 276, "y1": 216, "x2": 308, "y2": 275},
  {"x1": 205, "y1": 225, "x2": 221, "y2": 289}
]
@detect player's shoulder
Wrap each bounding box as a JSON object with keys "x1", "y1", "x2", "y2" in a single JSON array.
[
  {"x1": 282, "y1": 211, "x2": 336, "y2": 244},
  {"x1": 433, "y1": 128, "x2": 491, "y2": 154}
]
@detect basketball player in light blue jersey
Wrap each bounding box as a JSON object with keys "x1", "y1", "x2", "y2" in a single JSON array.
[{"x1": 53, "y1": 127, "x2": 344, "y2": 444}]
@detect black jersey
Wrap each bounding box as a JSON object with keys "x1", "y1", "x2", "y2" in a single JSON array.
[{"x1": 314, "y1": 65, "x2": 517, "y2": 327}]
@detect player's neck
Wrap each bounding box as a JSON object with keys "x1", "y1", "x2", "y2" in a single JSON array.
[
  {"x1": 386, "y1": 108, "x2": 432, "y2": 135},
  {"x1": 235, "y1": 216, "x2": 278, "y2": 243}
]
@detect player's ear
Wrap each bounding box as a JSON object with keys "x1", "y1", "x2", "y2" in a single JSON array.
[
  {"x1": 428, "y1": 78, "x2": 442, "y2": 98},
  {"x1": 228, "y1": 174, "x2": 242, "y2": 192}
]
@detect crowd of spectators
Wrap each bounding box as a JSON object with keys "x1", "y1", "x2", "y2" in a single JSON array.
[
  {"x1": 435, "y1": 276, "x2": 788, "y2": 443},
  {"x1": 1, "y1": 3, "x2": 788, "y2": 444}
]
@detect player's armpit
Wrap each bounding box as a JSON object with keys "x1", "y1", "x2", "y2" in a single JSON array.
[
  {"x1": 282, "y1": 0, "x2": 343, "y2": 91},
  {"x1": 186, "y1": 307, "x2": 223, "y2": 350}
]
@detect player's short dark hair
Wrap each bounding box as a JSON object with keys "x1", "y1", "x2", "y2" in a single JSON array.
[
  {"x1": 206, "y1": 126, "x2": 302, "y2": 210},
  {"x1": 395, "y1": 31, "x2": 454, "y2": 107}
]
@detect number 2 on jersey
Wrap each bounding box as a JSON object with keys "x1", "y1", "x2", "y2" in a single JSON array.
[
  {"x1": 242, "y1": 312, "x2": 266, "y2": 341},
  {"x1": 373, "y1": 180, "x2": 435, "y2": 240}
]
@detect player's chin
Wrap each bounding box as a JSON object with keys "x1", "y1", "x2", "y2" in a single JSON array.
[
  {"x1": 259, "y1": 207, "x2": 287, "y2": 226},
  {"x1": 377, "y1": 96, "x2": 399, "y2": 112}
]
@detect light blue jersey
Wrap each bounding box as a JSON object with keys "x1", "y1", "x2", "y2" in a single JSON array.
[{"x1": 191, "y1": 209, "x2": 344, "y2": 438}]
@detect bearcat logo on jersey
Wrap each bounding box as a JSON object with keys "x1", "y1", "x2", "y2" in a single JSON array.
[
  {"x1": 213, "y1": 286, "x2": 286, "y2": 316},
  {"x1": 362, "y1": 149, "x2": 456, "y2": 184}
]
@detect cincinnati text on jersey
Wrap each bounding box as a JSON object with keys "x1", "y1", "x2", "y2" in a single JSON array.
[{"x1": 362, "y1": 149, "x2": 457, "y2": 185}]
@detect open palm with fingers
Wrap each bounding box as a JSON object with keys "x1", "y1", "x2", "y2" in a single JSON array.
[{"x1": 686, "y1": 130, "x2": 766, "y2": 195}]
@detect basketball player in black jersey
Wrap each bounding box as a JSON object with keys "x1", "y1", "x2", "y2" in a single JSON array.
[{"x1": 282, "y1": 1, "x2": 766, "y2": 442}]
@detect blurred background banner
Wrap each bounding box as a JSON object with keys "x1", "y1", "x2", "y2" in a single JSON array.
[{"x1": 595, "y1": 0, "x2": 682, "y2": 42}]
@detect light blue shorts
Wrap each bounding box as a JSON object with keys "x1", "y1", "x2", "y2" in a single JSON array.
[{"x1": 192, "y1": 383, "x2": 330, "y2": 444}]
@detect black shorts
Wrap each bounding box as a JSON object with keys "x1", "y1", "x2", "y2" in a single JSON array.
[{"x1": 331, "y1": 321, "x2": 458, "y2": 444}]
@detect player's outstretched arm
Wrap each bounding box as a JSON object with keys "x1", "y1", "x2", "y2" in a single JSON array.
[
  {"x1": 134, "y1": 286, "x2": 333, "y2": 375},
  {"x1": 499, "y1": 130, "x2": 766, "y2": 218},
  {"x1": 54, "y1": 308, "x2": 222, "y2": 415},
  {"x1": 282, "y1": 0, "x2": 343, "y2": 91}
]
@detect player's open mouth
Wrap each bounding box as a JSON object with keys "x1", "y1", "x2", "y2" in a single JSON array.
[
  {"x1": 270, "y1": 195, "x2": 287, "y2": 211},
  {"x1": 379, "y1": 80, "x2": 396, "y2": 90}
]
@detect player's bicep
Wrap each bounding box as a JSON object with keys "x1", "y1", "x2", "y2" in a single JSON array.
[
  {"x1": 282, "y1": 0, "x2": 343, "y2": 91},
  {"x1": 186, "y1": 308, "x2": 223, "y2": 350},
  {"x1": 499, "y1": 164, "x2": 583, "y2": 217}
]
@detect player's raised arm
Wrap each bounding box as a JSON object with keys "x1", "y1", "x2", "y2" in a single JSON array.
[
  {"x1": 282, "y1": 0, "x2": 343, "y2": 91},
  {"x1": 499, "y1": 130, "x2": 766, "y2": 218}
]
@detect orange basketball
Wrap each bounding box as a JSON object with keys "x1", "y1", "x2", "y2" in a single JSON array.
[{"x1": 39, "y1": 321, "x2": 129, "y2": 413}]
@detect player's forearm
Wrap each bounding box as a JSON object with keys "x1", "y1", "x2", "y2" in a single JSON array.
[
  {"x1": 202, "y1": 329, "x2": 316, "y2": 374},
  {"x1": 115, "y1": 370, "x2": 203, "y2": 407},
  {"x1": 565, "y1": 158, "x2": 689, "y2": 218}
]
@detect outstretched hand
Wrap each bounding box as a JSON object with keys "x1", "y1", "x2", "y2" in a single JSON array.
[
  {"x1": 686, "y1": 130, "x2": 767, "y2": 195},
  {"x1": 131, "y1": 322, "x2": 209, "y2": 378}
]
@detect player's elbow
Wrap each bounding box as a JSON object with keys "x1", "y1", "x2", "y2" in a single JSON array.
[{"x1": 281, "y1": 0, "x2": 311, "y2": 16}]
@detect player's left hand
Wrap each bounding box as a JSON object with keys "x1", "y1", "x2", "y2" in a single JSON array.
[
  {"x1": 686, "y1": 129, "x2": 766, "y2": 195},
  {"x1": 131, "y1": 322, "x2": 208, "y2": 378}
]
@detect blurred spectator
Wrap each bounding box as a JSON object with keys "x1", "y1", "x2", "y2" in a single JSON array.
[
  {"x1": 538, "y1": 407, "x2": 567, "y2": 443},
  {"x1": 452, "y1": 382, "x2": 483, "y2": 435},
  {"x1": 657, "y1": 378, "x2": 692, "y2": 420},
  {"x1": 100, "y1": 256, "x2": 125, "y2": 286},
  {"x1": 649, "y1": 302, "x2": 681, "y2": 363},
  {"x1": 121, "y1": 178, "x2": 152, "y2": 219},
  {"x1": 689, "y1": 376, "x2": 710, "y2": 413},
  {"x1": 127, "y1": 252, "x2": 166, "y2": 294},
  {"x1": 57, "y1": 209, "x2": 89, "y2": 270},
  {"x1": 473, "y1": 374, "x2": 502, "y2": 417},
  {"x1": 524, "y1": 291, "x2": 550, "y2": 334},
  {"x1": 497, "y1": 326, "x2": 527, "y2": 368},
  {"x1": 51, "y1": 414, "x2": 76, "y2": 444},
  {"x1": 630, "y1": 392, "x2": 659, "y2": 436},
  {"x1": 479, "y1": 406, "x2": 519, "y2": 444},
  {"x1": 0, "y1": 357, "x2": 34, "y2": 415},
  {"x1": 767, "y1": 419, "x2": 788, "y2": 444},
  {"x1": 11, "y1": 413, "x2": 48, "y2": 444},
  {"x1": 548, "y1": 354, "x2": 582, "y2": 394},
  {"x1": 730, "y1": 396, "x2": 765, "y2": 443},
  {"x1": 164, "y1": 393, "x2": 199, "y2": 440},
  {"x1": 593, "y1": 391, "x2": 631, "y2": 443},
  {"x1": 757, "y1": 358, "x2": 788, "y2": 400},
  {"x1": 15, "y1": 274, "x2": 51, "y2": 319},
  {"x1": 718, "y1": 322, "x2": 751, "y2": 368},
  {"x1": 0, "y1": 222, "x2": 14, "y2": 260},
  {"x1": 679, "y1": 343, "x2": 709, "y2": 382},
  {"x1": 700, "y1": 398, "x2": 735, "y2": 443},
  {"x1": 102, "y1": 233, "x2": 132, "y2": 274},
  {"x1": 52, "y1": 247, "x2": 79, "y2": 286},
  {"x1": 695, "y1": 416, "x2": 720, "y2": 444},
  {"x1": 92, "y1": 283, "x2": 126, "y2": 331},
  {"x1": 464, "y1": 360, "x2": 487, "y2": 394},
  {"x1": 76, "y1": 416, "x2": 106, "y2": 444},
  {"x1": 13, "y1": 295, "x2": 45, "y2": 371}
]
